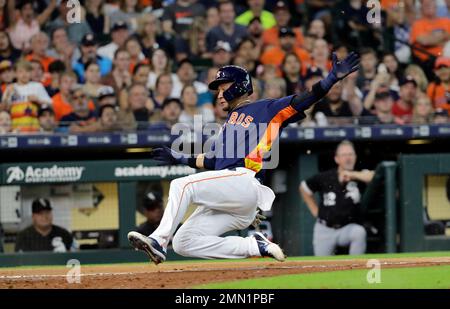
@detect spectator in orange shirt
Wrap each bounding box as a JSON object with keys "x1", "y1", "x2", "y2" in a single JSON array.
[
  {"x1": 427, "y1": 56, "x2": 450, "y2": 114},
  {"x1": 59, "y1": 86, "x2": 97, "y2": 133},
  {"x1": 25, "y1": 32, "x2": 55, "y2": 86},
  {"x1": 25, "y1": 32, "x2": 55, "y2": 72},
  {"x1": 52, "y1": 71, "x2": 95, "y2": 121},
  {"x1": 262, "y1": 1, "x2": 304, "y2": 49},
  {"x1": 381, "y1": 0, "x2": 400, "y2": 10},
  {"x1": 260, "y1": 27, "x2": 311, "y2": 76},
  {"x1": 410, "y1": 0, "x2": 450, "y2": 62}
]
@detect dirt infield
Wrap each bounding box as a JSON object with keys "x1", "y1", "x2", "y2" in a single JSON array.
[{"x1": 0, "y1": 257, "x2": 449, "y2": 289}]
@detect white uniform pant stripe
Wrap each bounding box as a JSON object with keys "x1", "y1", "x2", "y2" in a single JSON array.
[{"x1": 150, "y1": 168, "x2": 265, "y2": 258}]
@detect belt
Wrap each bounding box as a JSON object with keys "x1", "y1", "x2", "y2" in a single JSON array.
[
  {"x1": 227, "y1": 167, "x2": 262, "y2": 183},
  {"x1": 317, "y1": 218, "x2": 345, "y2": 229}
]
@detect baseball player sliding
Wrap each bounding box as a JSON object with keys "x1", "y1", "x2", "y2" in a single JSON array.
[{"x1": 128, "y1": 52, "x2": 360, "y2": 264}]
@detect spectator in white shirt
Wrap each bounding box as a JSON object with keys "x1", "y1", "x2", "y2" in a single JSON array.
[{"x1": 98, "y1": 21, "x2": 131, "y2": 61}]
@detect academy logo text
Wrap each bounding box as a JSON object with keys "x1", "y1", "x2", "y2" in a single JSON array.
[
  {"x1": 6, "y1": 166, "x2": 85, "y2": 184},
  {"x1": 115, "y1": 165, "x2": 195, "y2": 178}
]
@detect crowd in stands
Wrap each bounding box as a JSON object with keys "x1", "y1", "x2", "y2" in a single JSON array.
[{"x1": 0, "y1": 0, "x2": 448, "y2": 134}]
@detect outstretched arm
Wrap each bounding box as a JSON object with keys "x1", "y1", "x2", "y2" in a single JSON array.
[
  {"x1": 149, "y1": 146, "x2": 216, "y2": 169},
  {"x1": 290, "y1": 52, "x2": 360, "y2": 114}
]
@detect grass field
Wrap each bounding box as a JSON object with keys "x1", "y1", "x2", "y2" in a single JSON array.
[{"x1": 197, "y1": 265, "x2": 450, "y2": 289}]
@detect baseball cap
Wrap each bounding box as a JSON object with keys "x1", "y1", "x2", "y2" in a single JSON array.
[
  {"x1": 111, "y1": 21, "x2": 128, "y2": 32},
  {"x1": 97, "y1": 86, "x2": 116, "y2": 100},
  {"x1": 38, "y1": 104, "x2": 54, "y2": 117},
  {"x1": 162, "y1": 98, "x2": 183, "y2": 110},
  {"x1": 214, "y1": 41, "x2": 232, "y2": 53},
  {"x1": 143, "y1": 191, "x2": 163, "y2": 210},
  {"x1": 279, "y1": 27, "x2": 295, "y2": 37},
  {"x1": 434, "y1": 108, "x2": 449, "y2": 117},
  {"x1": 434, "y1": 57, "x2": 450, "y2": 69},
  {"x1": 81, "y1": 33, "x2": 97, "y2": 46},
  {"x1": 0, "y1": 60, "x2": 12, "y2": 72},
  {"x1": 274, "y1": 1, "x2": 288, "y2": 11},
  {"x1": 399, "y1": 75, "x2": 417, "y2": 87},
  {"x1": 32, "y1": 198, "x2": 52, "y2": 214}
]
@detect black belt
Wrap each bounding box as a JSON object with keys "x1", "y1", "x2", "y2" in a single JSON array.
[{"x1": 317, "y1": 218, "x2": 346, "y2": 229}]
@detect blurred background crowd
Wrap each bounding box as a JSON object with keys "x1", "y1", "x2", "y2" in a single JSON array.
[{"x1": 0, "y1": 0, "x2": 448, "y2": 134}]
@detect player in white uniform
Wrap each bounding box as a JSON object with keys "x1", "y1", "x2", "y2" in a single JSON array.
[{"x1": 128, "y1": 53, "x2": 360, "y2": 264}]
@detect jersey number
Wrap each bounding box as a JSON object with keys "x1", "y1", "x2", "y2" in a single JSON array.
[{"x1": 323, "y1": 192, "x2": 336, "y2": 206}]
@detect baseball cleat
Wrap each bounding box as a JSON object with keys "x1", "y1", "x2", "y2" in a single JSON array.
[
  {"x1": 128, "y1": 231, "x2": 166, "y2": 265},
  {"x1": 253, "y1": 232, "x2": 286, "y2": 262}
]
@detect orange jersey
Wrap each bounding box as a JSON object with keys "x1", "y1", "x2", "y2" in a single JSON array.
[
  {"x1": 262, "y1": 27, "x2": 304, "y2": 49},
  {"x1": 260, "y1": 46, "x2": 311, "y2": 76},
  {"x1": 52, "y1": 93, "x2": 96, "y2": 121},
  {"x1": 410, "y1": 18, "x2": 450, "y2": 61},
  {"x1": 25, "y1": 54, "x2": 56, "y2": 87},
  {"x1": 25, "y1": 54, "x2": 56, "y2": 72},
  {"x1": 10, "y1": 101, "x2": 39, "y2": 132},
  {"x1": 129, "y1": 58, "x2": 150, "y2": 74},
  {"x1": 381, "y1": 0, "x2": 399, "y2": 9},
  {"x1": 427, "y1": 82, "x2": 450, "y2": 113}
]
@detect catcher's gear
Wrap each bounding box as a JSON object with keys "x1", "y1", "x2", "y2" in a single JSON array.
[{"x1": 208, "y1": 65, "x2": 253, "y2": 102}]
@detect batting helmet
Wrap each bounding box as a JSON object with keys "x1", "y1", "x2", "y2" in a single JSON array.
[{"x1": 208, "y1": 65, "x2": 253, "y2": 102}]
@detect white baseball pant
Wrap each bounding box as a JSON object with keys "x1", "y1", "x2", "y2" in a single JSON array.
[{"x1": 150, "y1": 167, "x2": 276, "y2": 259}]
